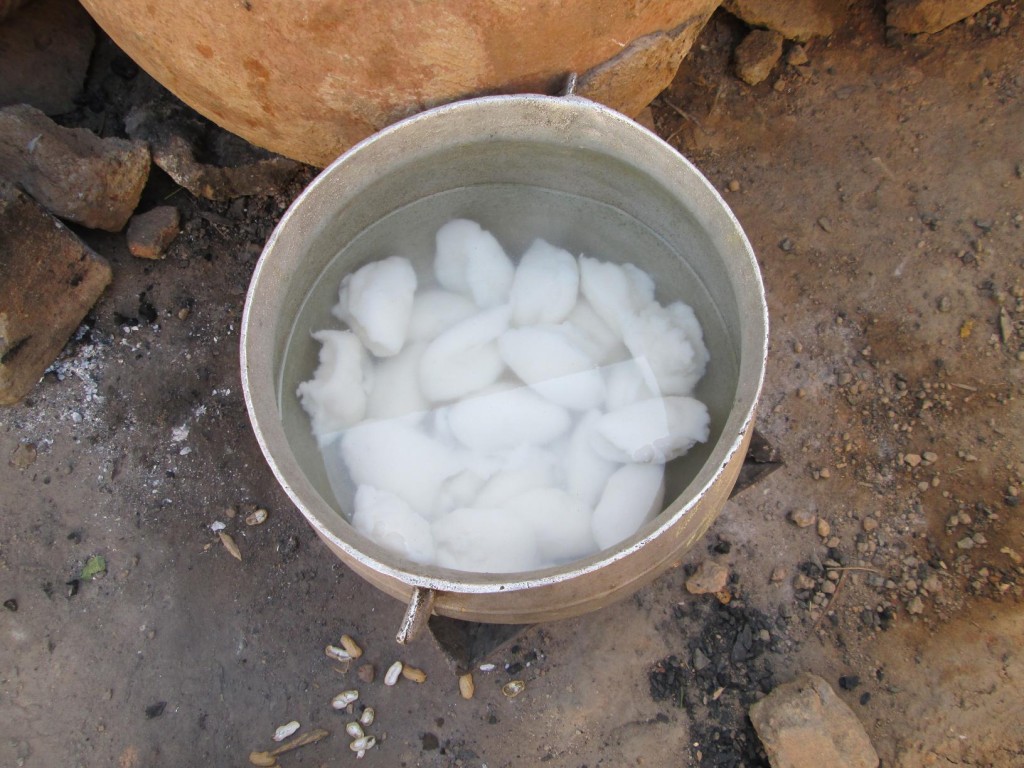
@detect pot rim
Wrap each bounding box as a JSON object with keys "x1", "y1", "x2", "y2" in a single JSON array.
[{"x1": 241, "y1": 92, "x2": 768, "y2": 594}]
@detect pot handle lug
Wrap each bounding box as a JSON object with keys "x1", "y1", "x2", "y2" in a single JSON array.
[
  {"x1": 561, "y1": 72, "x2": 578, "y2": 97},
  {"x1": 396, "y1": 587, "x2": 436, "y2": 644}
]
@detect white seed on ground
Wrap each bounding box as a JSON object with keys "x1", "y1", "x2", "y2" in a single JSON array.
[
  {"x1": 502, "y1": 680, "x2": 526, "y2": 698},
  {"x1": 478, "y1": 663, "x2": 496, "y2": 672},
  {"x1": 296, "y1": 329, "x2": 372, "y2": 440},
  {"x1": 331, "y1": 690, "x2": 359, "y2": 709},
  {"x1": 402, "y1": 665, "x2": 427, "y2": 683},
  {"x1": 591, "y1": 463, "x2": 666, "y2": 550},
  {"x1": 245, "y1": 508, "x2": 268, "y2": 526},
  {"x1": 384, "y1": 660, "x2": 404, "y2": 686},
  {"x1": 346, "y1": 721, "x2": 365, "y2": 739},
  {"x1": 359, "y1": 707, "x2": 375, "y2": 727},
  {"x1": 333, "y1": 255, "x2": 417, "y2": 357},
  {"x1": 459, "y1": 672, "x2": 475, "y2": 699},
  {"x1": 339, "y1": 634, "x2": 363, "y2": 659},
  {"x1": 325, "y1": 645, "x2": 352, "y2": 662},
  {"x1": 272, "y1": 720, "x2": 300, "y2": 742},
  {"x1": 349, "y1": 735, "x2": 376, "y2": 752},
  {"x1": 509, "y1": 238, "x2": 579, "y2": 326}
]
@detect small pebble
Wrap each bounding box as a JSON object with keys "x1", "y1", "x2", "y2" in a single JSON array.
[
  {"x1": 907, "y1": 596, "x2": 924, "y2": 615},
  {"x1": 728, "y1": 179, "x2": 741, "y2": 192},
  {"x1": 786, "y1": 44, "x2": 809, "y2": 66},
  {"x1": 922, "y1": 451, "x2": 938, "y2": 463},
  {"x1": 357, "y1": 664, "x2": 376, "y2": 684},
  {"x1": 789, "y1": 509, "x2": 816, "y2": 528},
  {"x1": 818, "y1": 468, "x2": 831, "y2": 479},
  {"x1": 770, "y1": 566, "x2": 788, "y2": 583},
  {"x1": 862, "y1": 517, "x2": 879, "y2": 532},
  {"x1": 817, "y1": 519, "x2": 831, "y2": 538}
]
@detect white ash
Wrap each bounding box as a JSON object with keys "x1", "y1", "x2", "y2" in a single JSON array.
[{"x1": 298, "y1": 219, "x2": 711, "y2": 573}]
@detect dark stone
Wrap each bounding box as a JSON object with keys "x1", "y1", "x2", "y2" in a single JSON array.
[
  {"x1": 839, "y1": 675, "x2": 860, "y2": 691},
  {"x1": 421, "y1": 732, "x2": 439, "y2": 751},
  {"x1": 144, "y1": 701, "x2": 166, "y2": 719},
  {"x1": 3, "y1": 598, "x2": 16, "y2": 612}
]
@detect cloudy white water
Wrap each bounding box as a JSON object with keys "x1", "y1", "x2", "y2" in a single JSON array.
[{"x1": 297, "y1": 219, "x2": 711, "y2": 573}]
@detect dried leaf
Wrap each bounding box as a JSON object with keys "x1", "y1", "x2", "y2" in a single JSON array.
[{"x1": 219, "y1": 532, "x2": 242, "y2": 561}]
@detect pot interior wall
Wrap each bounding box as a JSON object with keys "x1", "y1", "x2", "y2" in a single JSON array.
[{"x1": 273, "y1": 137, "x2": 743, "y2": 534}]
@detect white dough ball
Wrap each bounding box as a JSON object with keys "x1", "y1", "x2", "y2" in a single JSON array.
[
  {"x1": 434, "y1": 219, "x2": 515, "y2": 308},
  {"x1": 407, "y1": 289, "x2": 478, "y2": 343},
  {"x1": 509, "y1": 238, "x2": 580, "y2": 326},
  {"x1": 604, "y1": 358, "x2": 658, "y2": 411},
  {"x1": 591, "y1": 463, "x2": 665, "y2": 550},
  {"x1": 622, "y1": 301, "x2": 709, "y2": 397},
  {"x1": 433, "y1": 507, "x2": 542, "y2": 573},
  {"x1": 296, "y1": 329, "x2": 373, "y2": 441},
  {"x1": 447, "y1": 385, "x2": 571, "y2": 453},
  {"x1": 366, "y1": 342, "x2": 428, "y2": 420},
  {"x1": 594, "y1": 396, "x2": 710, "y2": 464},
  {"x1": 474, "y1": 446, "x2": 560, "y2": 508},
  {"x1": 578, "y1": 256, "x2": 656, "y2": 334},
  {"x1": 498, "y1": 326, "x2": 605, "y2": 411},
  {"x1": 564, "y1": 410, "x2": 620, "y2": 511},
  {"x1": 504, "y1": 487, "x2": 598, "y2": 563},
  {"x1": 419, "y1": 306, "x2": 509, "y2": 402},
  {"x1": 333, "y1": 256, "x2": 417, "y2": 357},
  {"x1": 559, "y1": 299, "x2": 629, "y2": 365},
  {"x1": 341, "y1": 418, "x2": 463, "y2": 516},
  {"x1": 352, "y1": 485, "x2": 436, "y2": 564}
]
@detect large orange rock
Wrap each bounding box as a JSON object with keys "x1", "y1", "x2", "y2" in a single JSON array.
[{"x1": 79, "y1": 0, "x2": 720, "y2": 166}]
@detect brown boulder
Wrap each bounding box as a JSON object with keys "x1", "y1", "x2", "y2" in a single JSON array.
[
  {"x1": 79, "y1": 0, "x2": 720, "y2": 167},
  {"x1": 0, "y1": 182, "x2": 112, "y2": 405},
  {"x1": 735, "y1": 29, "x2": 784, "y2": 86},
  {"x1": 0, "y1": 104, "x2": 150, "y2": 231},
  {"x1": 724, "y1": 0, "x2": 846, "y2": 42},
  {"x1": 887, "y1": 0, "x2": 995, "y2": 34},
  {"x1": 749, "y1": 673, "x2": 879, "y2": 768}
]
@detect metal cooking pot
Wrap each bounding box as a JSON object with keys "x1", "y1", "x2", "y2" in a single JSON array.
[{"x1": 241, "y1": 93, "x2": 767, "y2": 639}]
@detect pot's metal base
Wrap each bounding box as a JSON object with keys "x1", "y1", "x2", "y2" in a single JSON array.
[{"x1": 428, "y1": 430, "x2": 782, "y2": 673}]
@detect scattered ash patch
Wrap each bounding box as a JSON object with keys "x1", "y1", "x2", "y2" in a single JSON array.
[{"x1": 650, "y1": 598, "x2": 789, "y2": 768}]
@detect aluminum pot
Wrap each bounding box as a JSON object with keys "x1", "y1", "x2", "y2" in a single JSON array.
[{"x1": 241, "y1": 93, "x2": 767, "y2": 638}]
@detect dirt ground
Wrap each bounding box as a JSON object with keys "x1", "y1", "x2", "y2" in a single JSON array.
[{"x1": 2, "y1": 3, "x2": 1022, "y2": 767}]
